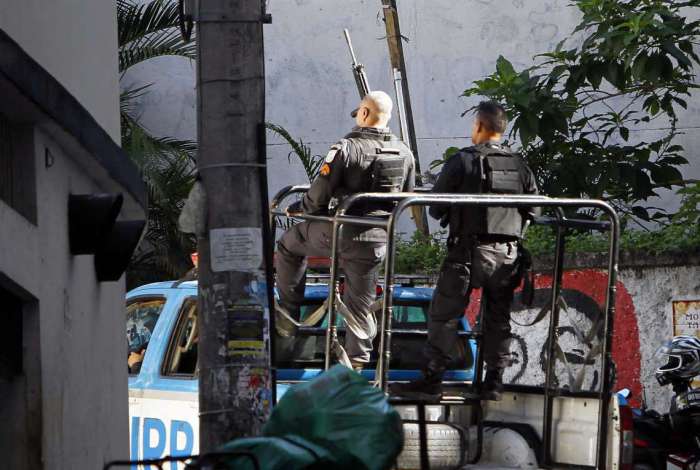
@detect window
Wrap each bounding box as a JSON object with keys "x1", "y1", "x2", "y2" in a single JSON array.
[
  {"x1": 126, "y1": 297, "x2": 165, "y2": 375},
  {"x1": 0, "y1": 114, "x2": 36, "y2": 223},
  {"x1": 162, "y1": 298, "x2": 198, "y2": 377}
]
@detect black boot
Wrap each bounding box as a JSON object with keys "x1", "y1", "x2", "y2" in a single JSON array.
[
  {"x1": 390, "y1": 368, "x2": 444, "y2": 402},
  {"x1": 482, "y1": 368, "x2": 504, "y2": 401}
]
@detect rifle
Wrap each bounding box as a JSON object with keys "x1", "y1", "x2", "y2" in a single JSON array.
[{"x1": 343, "y1": 29, "x2": 370, "y2": 98}]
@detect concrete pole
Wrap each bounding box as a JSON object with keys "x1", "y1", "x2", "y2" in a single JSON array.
[{"x1": 195, "y1": 0, "x2": 273, "y2": 451}]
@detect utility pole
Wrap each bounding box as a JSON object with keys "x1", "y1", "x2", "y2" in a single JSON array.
[
  {"x1": 380, "y1": 0, "x2": 429, "y2": 235},
  {"x1": 195, "y1": 0, "x2": 274, "y2": 452}
]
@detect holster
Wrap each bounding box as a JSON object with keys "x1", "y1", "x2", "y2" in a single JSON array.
[{"x1": 510, "y1": 244, "x2": 535, "y2": 306}]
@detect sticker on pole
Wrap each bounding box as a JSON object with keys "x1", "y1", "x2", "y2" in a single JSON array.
[{"x1": 210, "y1": 227, "x2": 263, "y2": 272}]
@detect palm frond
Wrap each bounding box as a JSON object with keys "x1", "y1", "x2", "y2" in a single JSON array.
[
  {"x1": 118, "y1": 0, "x2": 199, "y2": 283},
  {"x1": 120, "y1": 84, "x2": 153, "y2": 118},
  {"x1": 265, "y1": 122, "x2": 324, "y2": 182},
  {"x1": 118, "y1": 0, "x2": 184, "y2": 47},
  {"x1": 122, "y1": 115, "x2": 197, "y2": 281},
  {"x1": 119, "y1": 28, "x2": 195, "y2": 72},
  {"x1": 121, "y1": 111, "x2": 196, "y2": 167},
  {"x1": 118, "y1": 0, "x2": 195, "y2": 72}
]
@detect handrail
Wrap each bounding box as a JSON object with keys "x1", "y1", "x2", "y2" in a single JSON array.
[{"x1": 269, "y1": 186, "x2": 620, "y2": 469}]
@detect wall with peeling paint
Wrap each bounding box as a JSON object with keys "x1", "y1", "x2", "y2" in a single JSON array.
[{"x1": 463, "y1": 255, "x2": 700, "y2": 412}]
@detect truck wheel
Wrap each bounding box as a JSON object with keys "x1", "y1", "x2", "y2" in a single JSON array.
[{"x1": 397, "y1": 422, "x2": 467, "y2": 470}]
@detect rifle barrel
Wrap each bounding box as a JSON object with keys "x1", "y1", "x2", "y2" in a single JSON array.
[{"x1": 343, "y1": 28, "x2": 359, "y2": 65}]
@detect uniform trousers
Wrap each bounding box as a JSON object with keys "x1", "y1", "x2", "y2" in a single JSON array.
[
  {"x1": 275, "y1": 221, "x2": 385, "y2": 363},
  {"x1": 425, "y1": 236, "x2": 519, "y2": 373}
]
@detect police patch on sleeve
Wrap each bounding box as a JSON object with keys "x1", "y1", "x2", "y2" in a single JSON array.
[
  {"x1": 319, "y1": 163, "x2": 331, "y2": 176},
  {"x1": 325, "y1": 144, "x2": 341, "y2": 163}
]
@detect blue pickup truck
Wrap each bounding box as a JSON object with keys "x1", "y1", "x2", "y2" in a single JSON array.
[{"x1": 126, "y1": 279, "x2": 476, "y2": 463}]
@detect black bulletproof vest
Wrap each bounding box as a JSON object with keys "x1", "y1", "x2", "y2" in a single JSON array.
[
  {"x1": 453, "y1": 145, "x2": 528, "y2": 237},
  {"x1": 338, "y1": 129, "x2": 411, "y2": 216}
]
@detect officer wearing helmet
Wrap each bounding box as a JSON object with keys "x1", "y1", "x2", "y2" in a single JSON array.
[
  {"x1": 392, "y1": 101, "x2": 538, "y2": 401},
  {"x1": 275, "y1": 90, "x2": 415, "y2": 371}
]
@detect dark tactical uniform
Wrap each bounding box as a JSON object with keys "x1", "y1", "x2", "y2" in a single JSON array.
[
  {"x1": 276, "y1": 126, "x2": 415, "y2": 364},
  {"x1": 426, "y1": 142, "x2": 538, "y2": 376}
]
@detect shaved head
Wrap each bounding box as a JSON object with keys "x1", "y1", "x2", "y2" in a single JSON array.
[{"x1": 355, "y1": 90, "x2": 393, "y2": 128}]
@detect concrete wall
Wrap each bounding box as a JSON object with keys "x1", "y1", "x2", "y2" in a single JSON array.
[
  {"x1": 0, "y1": 0, "x2": 121, "y2": 142},
  {"x1": 0, "y1": 127, "x2": 132, "y2": 468},
  {"x1": 462, "y1": 257, "x2": 700, "y2": 412},
  {"x1": 123, "y1": 0, "x2": 700, "y2": 213}
]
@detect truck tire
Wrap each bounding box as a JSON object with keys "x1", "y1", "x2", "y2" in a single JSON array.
[{"x1": 397, "y1": 422, "x2": 467, "y2": 470}]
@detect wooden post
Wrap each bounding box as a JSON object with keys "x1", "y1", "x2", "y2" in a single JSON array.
[{"x1": 380, "y1": 0, "x2": 430, "y2": 236}]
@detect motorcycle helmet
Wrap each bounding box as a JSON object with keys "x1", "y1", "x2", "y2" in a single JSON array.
[{"x1": 655, "y1": 335, "x2": 700, "y2": 386}]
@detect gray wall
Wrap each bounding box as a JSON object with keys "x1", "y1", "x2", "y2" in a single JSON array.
[
  {"x1": 0, "y1": 0, "x2": 122, "y2": 143},
  {"x1": 0, "y1": 0, "x2": 133, "y2": 466},
  {"x1": 124, "y1": 0, "x2": 700, "y2": 215},
  {"x1": 0, "y1": 127, "x2": 134, "y2": 469}
]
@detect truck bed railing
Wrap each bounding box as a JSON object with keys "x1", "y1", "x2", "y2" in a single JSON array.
[{"x1": 269, "y1": 185, "x2": 620, "y2": 469}]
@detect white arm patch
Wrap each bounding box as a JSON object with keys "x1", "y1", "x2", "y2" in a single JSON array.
[{"x1": 325, "y1": 144, "x2": 341, "y2": 163}]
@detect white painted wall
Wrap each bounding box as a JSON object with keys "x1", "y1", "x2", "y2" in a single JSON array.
[
  {"x1": 0, "y1": 127, "x2": 133, "y2": 469},
  {"x1": 123, "y1": 0, "x2": 700, "y2": 214},
  {"x1": 0, "y1": 0, "x2": 121, "y2": 142}
]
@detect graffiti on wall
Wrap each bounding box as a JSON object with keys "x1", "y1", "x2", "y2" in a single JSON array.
[{"x1": 466, "y1": 270, "x2": 642, "y2": 402}]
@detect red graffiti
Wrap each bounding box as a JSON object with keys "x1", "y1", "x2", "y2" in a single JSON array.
[{"x1": 465, "y1": 270, "x2": 642, "y2": 405}]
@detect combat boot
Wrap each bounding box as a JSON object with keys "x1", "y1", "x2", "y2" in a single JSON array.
[
  {"x1": 390, "y1": 367, "x2": 444, "y2": 402},
  {"x1": 482, "y1": 368, "x2": 504, "y2": 401}
]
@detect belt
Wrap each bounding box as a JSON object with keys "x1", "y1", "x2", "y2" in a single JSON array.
[{"x1": 473, "y1": 234, "x2": 519, "y2": 243}]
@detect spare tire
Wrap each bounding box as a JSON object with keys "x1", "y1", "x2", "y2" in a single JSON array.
[{"x1": 397, "y1": 422, "x2": 468, "y2": 470}]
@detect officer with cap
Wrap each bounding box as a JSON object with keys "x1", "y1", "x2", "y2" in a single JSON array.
[
  {"x1": 392, "y1": 101, "x2": 538, "y2": 401},
  {"x1": 275, "y1": 90, "x2": 415, "y2": 371}
]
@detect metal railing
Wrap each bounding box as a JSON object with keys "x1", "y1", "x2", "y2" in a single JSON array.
[{"x1": 270, "y1": 186, "x2": 620, "y2": 469}]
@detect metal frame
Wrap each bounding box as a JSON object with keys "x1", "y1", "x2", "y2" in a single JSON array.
[{"x1": 270, "y1": 186, "x2": 620, "y2": 469}]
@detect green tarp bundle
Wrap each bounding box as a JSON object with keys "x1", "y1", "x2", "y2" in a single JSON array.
[{"x1": 218, "y1": 365, "x2": 403, "y2": 470}]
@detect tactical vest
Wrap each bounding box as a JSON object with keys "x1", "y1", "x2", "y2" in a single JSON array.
[
  {"x1": 453, "y1": 144, "x2": 528, "y2": 238},
  {"x1": 337, "y1": 129, "x2": 411, "y2": 217}
]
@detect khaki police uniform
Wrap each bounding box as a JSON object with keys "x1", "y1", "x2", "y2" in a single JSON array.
[
  {"x1": 426, "y1": 143, "x2": 538, "y2": 375},
  {"x1": 275, "y1": 126, "x2": 415, "y2": 364}
]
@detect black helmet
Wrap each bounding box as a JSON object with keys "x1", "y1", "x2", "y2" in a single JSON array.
[{"x1": 655, "y1": 335, "x2": 700, "y2": 386}]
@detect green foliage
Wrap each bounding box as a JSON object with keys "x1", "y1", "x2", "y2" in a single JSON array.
[
  {"x1": 119, "y1": 0, "x2": 198, "y2": 286},
  {"x1": 461, "y1": 0, "x2": 700, "y2": 222},
  {"x1": 430, "y1": 146, "x2": 460, "y2": 171},
  {"x1": 395, "y1": 231, "x2": 447, "y2": 275},
  {"x1": 117, "y1": 0, "x2": 196, "y2": 72},
  {"x1": 524, "y1": 184, "x2": 700, "y2": 258},
  {"x1": 265, "y1": 123, "x2": 324, "y2": 182}
]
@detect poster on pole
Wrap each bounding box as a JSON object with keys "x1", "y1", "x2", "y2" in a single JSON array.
[{"x1": 210, "y1": 227, "x2": 263, "y2": 273}]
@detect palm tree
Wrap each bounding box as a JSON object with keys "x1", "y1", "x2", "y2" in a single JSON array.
[{"x1": 117, "y1": 0, "x2": 197, "y2": 287}]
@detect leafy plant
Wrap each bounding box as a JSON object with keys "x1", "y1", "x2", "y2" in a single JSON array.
[
  {"x1": 265, "y1": 122, "x2": 324, "y2": 182},
  {"x1": 459, "y1": 0, "x2": 700, "y2": 223},
  {"x1": 118, "y1": 0, "x2": 198, "y2": 286},
  {"x1": 395, "y1": 231, "x2": 447, "y2": 275}
]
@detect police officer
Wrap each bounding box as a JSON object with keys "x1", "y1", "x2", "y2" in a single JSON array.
[
  {"x1": 275, "y1": 91, "x2": 415, "y2": 370},
  {"x1": 392, "y1": 101, "x2": 538, "y2": 401}
]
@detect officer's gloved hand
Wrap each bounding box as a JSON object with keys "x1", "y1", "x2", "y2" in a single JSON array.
[{"x1": 285, "y1": 201, "x2": 304, "y2": 217}]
